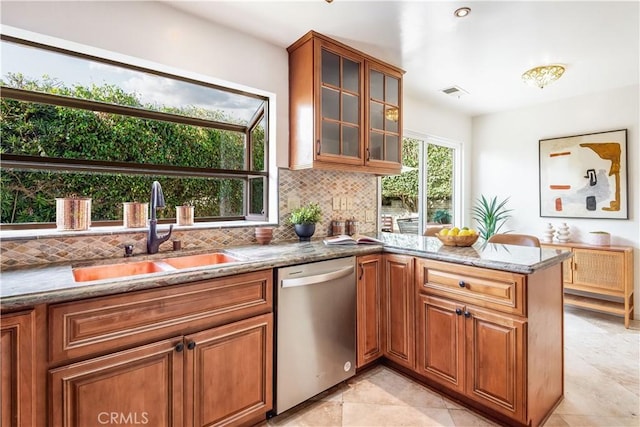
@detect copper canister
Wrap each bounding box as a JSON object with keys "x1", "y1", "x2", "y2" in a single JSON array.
[{"x1": 56, "y1": 197, "x2": 91, "y2": 231}]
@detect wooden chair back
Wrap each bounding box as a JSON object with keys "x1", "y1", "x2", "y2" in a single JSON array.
[{"x1": 488, "y1": 233, "x2": 541, "y2": 248}]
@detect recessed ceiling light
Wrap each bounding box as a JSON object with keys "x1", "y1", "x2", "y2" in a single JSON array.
[{"x1": 454, "y1": 7, "x2": 471, "y2": 18}]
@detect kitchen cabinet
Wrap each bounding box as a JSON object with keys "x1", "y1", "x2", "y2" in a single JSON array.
[
  {"x1": 1, "y1": 310, "x2": 36, "y2": 427},
  {"x1": 416, "y1": 295, "x2": 525, "y2": 420},
  {"x1": 47, "y1": 270, "x2": 273, "y2": 427},
  {"x1": 356, "y1": 254, "x2": 383, "y2": 367},
  {"x1": 288, "y1": 30, "x2": 403, "y2": 175},
  {"x1": 541, "y1": 242, "x2": 634, "y2": 328},
  {"x1": 49, "y1": 314, "x2": 272, "y2": 427},
  {"x1": 382, "y1": 254, "x2": 414, "y2": 369},
  {"x1": 415, "y1": 258, "x2": 563, "y2": 427}
]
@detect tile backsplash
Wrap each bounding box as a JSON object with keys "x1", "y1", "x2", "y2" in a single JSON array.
[{"x1": 0, "y1": 168, "x2": 378, "y2": 269}]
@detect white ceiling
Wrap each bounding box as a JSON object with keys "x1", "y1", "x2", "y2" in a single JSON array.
[{"x1": 165, "y1": 1, "x2": 640, "y2": 118}]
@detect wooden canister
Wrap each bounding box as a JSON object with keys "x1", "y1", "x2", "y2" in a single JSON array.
[
  {"x1": 123, "y1": 202, "x2": 148, "y2": 228},
  {"x1": 56, "y1": 198, "x2": 91, "y2": 231},
  {"x1": 176, "y1": 205, "x2": 194, "y2": 226}
]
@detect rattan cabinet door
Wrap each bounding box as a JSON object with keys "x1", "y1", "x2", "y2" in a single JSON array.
[{"x1": 572, "y1": 248, "x2": 625, "y2": 295}]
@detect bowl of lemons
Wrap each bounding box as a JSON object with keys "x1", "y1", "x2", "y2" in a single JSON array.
[{"x1": 436, "y1": 227, "x2": 479, "y2": 247}]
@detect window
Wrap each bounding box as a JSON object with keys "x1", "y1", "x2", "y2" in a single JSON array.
[
  {"x1": 0, "y1": 31, "x2": 274, "y2": 229},
  {"x1": 380, "y1": 134, "x2": 460, "y2": 234}
]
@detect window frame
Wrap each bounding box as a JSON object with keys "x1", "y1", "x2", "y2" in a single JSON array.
[{"x1": 0, "y1": 27, "x2": 278, "y2": 231}]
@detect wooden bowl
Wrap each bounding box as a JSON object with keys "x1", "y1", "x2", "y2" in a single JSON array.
[{"x1": 436, "y1": 234, "x2": 479, "y2": 247}]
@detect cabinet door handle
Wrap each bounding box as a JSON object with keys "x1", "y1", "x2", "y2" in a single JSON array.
[
  {"x1": 458, "y1": 280, "x2": 466, "y2": 288},
  {"x1": 463, "y1": 311, "x2": 471, "y2": 318},
  {"x1": 366, "y1": 148, "x2": 371, "y2": 161},
  {"x1": 175, "y1": 342, "x2": 184, "y2": 352},
  {"x1": 187, "y1": 341, "x2": 197, "y2": 350},
  {"x1": 316, "y1": 139, "x2": 321, "y2": 155},
  {"x1": 455, "y1": 308, "x2": 463, "y2": 316},
  {"x1": 358, "y1": 263, "x2": 364, "y2": 280}
]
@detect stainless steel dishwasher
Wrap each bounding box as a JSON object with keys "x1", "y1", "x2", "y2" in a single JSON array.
[{"x1": 275, "y1": 256, "x2": 356, "y2": 414}]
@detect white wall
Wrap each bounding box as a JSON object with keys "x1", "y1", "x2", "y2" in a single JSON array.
[
  {"x1": 472, "y1": 85, "x2": 640, "y2": 318},
  {"x1": 1, "y1": 0, "x2": 291, "y2": 168}
]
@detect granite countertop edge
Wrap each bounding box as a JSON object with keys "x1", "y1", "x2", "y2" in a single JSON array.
[{"x1": 0, "y1": 236, "x2": 572, "y2": 310}]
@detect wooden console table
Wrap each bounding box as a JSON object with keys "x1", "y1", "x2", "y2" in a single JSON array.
[{"x1": 542, "y1": 242, "x2": 634, "y2": 328}]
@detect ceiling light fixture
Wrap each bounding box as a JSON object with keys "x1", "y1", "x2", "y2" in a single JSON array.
[
  {"x1": 385, "y1": 107, "x2": 399, "y2": 122},
  {"x1": 454, "y1": 7, "x2": 471, "y2": 18},
  {"x1": 521, "y1": 64, "x2": 566, "y2": 89}
]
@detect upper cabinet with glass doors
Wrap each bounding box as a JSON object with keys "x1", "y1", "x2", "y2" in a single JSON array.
[{"x1": 288, "y1": 31, "x2": 403, "y2": 175}]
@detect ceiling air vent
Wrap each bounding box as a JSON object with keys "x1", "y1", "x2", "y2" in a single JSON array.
[{"x1": 440, "y1": 86, "x2": 469, "y2": 98}]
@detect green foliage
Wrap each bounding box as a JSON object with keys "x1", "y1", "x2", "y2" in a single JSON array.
[
  {"x1": 289, "y1": 202, "x2": 322, "y2": 225},
  {"x1": 432, "y1": 209, "x2": 451, "y2": 224},
  {"x1": 0, "y1": 73, "x2": 265, "y2": 224},
  {"x1": 471, "y1": 195, "x2": 513, "y2": 241},
  {"x1": 381, "y1": 139, "x2": 453, "y2": 215}
]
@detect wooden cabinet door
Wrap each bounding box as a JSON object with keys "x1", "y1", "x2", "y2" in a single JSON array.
[
  {"x1": 465, "y1": 306, "x2": 526, "y2": 422},
  {"x1": 49, "y1": 338, "x2": 183, "y2": 427},
  {"x1": 356, "y1": 254, "x2": 383, "y2": 367},
  {"x1": 1, "y1": 310, "x2": 35, "y2": 427},
  {"x1": 572, "y1": 248, "x2": 625, "y2": 294},
  {"x1": 383, "y1": 254, "x2": 415, "y2": 369},
  {"x1": 185, "y1": 313, "x2": 273, "y2": 427},
  {"x1": 315, "y1": 40, "x2": 365, "y2": 166},
  {"x1": 416, "y1": 295, "x2": 465, "y2": 393},
  {"x1": 365, "y1": 60, "x2": 402, "y2": 170}
]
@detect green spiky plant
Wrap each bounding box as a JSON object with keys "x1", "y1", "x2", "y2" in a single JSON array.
[{"x1": 471, "y1": 195, "x2": 512, "y2": 241}]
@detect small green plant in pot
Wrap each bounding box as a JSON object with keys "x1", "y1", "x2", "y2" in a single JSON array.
[
  {"x1": 289, "y1": 202, "x2": 322, "y2": 242},
  {"x1": 471, "y1": 195, "x2": 512, "y2": 241}
]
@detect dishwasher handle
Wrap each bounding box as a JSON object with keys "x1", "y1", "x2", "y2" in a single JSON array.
[{"x1": 281, "y1": 265, "x2": 354, "y2": 288}]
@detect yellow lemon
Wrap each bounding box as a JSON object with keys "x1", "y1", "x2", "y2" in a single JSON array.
[
  {"x1": 439, "y1": 228, "x2": 450, "y2": 236},
  {"x1": 449, "y1": 227, "x2": 460, "y2": 236},
  {"x1": 459, "y1": 229, "x2": 472, "y2": 236}
]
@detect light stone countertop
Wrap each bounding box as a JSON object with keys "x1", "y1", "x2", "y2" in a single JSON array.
[{"x1": 0, "y1": 234, "x2": 572, "y2": 310}]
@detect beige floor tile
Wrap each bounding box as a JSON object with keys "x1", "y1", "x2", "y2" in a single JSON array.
[
  {"x1": 342, "y1": 402, "x2": 454, "y2": 427},
  {"x1": 553, "y1": 414, "x2": 640, "y2": 427},
  {"x1": 447, "y1": 409, "x2": 500, "y2": 426},
  {"x1": 269, "y1": 400, "x2": 343, "y2": 426}
]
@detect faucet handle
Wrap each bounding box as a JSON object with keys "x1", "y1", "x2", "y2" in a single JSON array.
[{"x1": 124, "y1": 244, "x2": 134, "y2": 257}]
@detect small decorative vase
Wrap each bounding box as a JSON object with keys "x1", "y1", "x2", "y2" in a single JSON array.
[
  {"x1": 556, "y1": 223, "x2": 570, "y2": 243},
  {"x1": 294, "y1": 223, "x2": 316, "y2": 242},
  {"x1": 542, "y1": 223, "x2": 555, "y2": 243}
]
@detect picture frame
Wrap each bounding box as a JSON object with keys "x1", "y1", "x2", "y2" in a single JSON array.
[{"x1": 539, "y1": 129, "x2": 628, "y2": 219}]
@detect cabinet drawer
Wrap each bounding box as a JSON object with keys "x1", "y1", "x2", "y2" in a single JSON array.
[
  {"x1": 49, "y1": 270, "x2": 272, "y2": 364},
  {"x1": 416, "y1": 259, "x2": 525, "y2": 316}
]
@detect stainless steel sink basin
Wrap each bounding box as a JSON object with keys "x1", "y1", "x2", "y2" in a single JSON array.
[
  {"x1": 161, "y1": 253, "x2": 240, "y2": 269},
  {"x1": 73, "y1": 260, "x2": 169, "y2": 282}
]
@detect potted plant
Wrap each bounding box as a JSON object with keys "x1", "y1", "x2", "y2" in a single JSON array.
[
  {"x1": 471, "y1": 195, "x2": 512, "y2": 241},
  {"x1": 289, "y1": 202, "x2": 322, "y2": 242}
]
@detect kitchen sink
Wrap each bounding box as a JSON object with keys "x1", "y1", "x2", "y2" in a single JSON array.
[
  {"x1": 161, "y1": 252, "x2": 240, "y2": 269},
  {"x1": 73, "y1": 260, "x2": 170, "y2": 282},
  {"x1": 72, "y1": 252, "x2": 242, "y2": 282}
]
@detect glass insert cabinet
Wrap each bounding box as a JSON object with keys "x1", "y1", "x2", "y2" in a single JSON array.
[{"x1": 288, "y1": 31, "x2": 404, "y2": 175}]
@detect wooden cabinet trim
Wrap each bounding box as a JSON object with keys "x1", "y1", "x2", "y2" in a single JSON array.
[
  {"x1": 49, "y1": 270, "x2": 272, "y2": 364},
  {"x1": 1, "y1": 309, "x2": 36, "y2": 427},
  {"x1": 49, "y1": 337, "x2": 184, "y2": 427},
  {"x1": 185, "y1": 313, "x2": 273, "y2": 426},
  {"x1": 416, "y1": 259, "x2": 525, "y2": 316},
  {"x1": 356, "y1": 254, "x2": 384, "y2": 367}
]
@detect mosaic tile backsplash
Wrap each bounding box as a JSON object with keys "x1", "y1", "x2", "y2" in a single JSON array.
[{"x1": 0, "y1": 168, "x2": 378, "y2": 269}]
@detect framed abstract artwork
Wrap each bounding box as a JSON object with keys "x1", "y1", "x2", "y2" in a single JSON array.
[{"x1": 539, "y1": 129, "x2": 628, "y2": 219}]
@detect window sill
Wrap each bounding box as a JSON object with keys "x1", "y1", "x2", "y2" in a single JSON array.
[{"x1": 0, "y1": 220, "x2": 276, "y2": 242}]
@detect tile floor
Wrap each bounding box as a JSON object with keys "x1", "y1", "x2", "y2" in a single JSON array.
[{"x1": 264, "y1": 307, "x2": 639, "y2": 426}]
